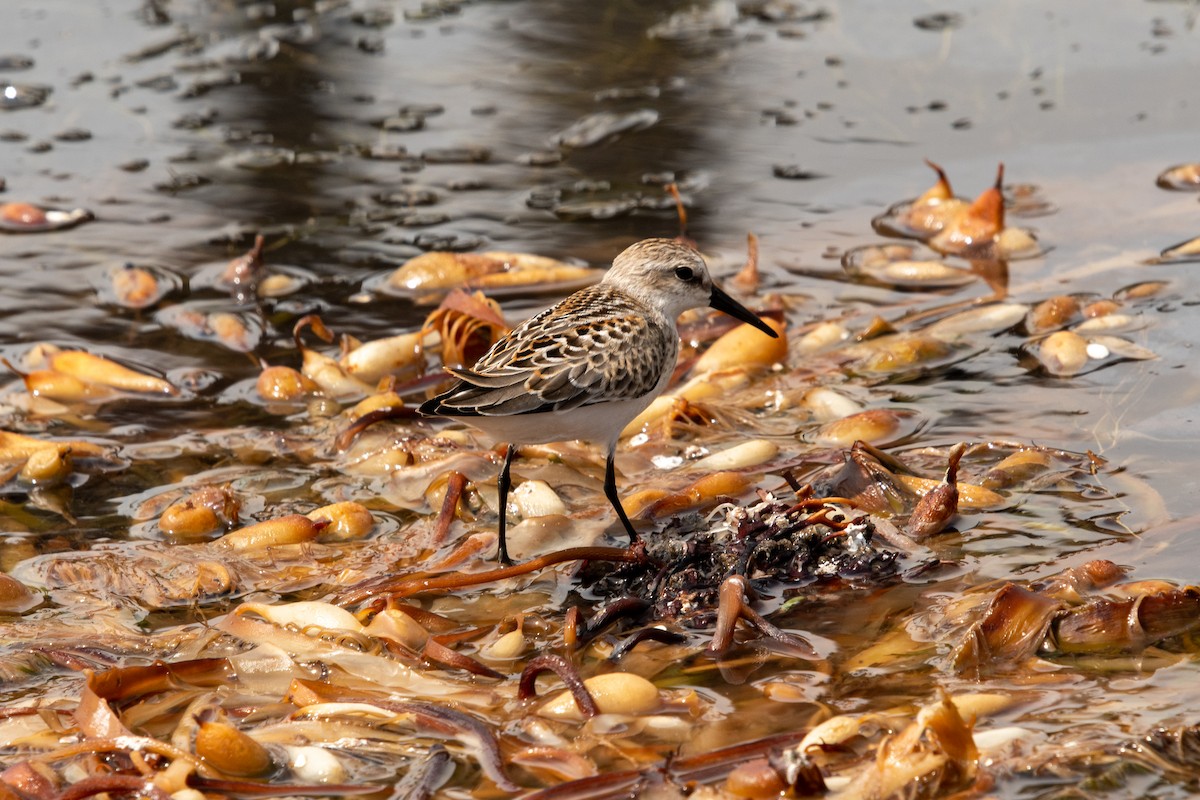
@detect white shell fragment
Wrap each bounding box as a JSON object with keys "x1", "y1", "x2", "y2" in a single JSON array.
[
  {"x1": 237, "y1": 601, "x2": 364, "y2": 633},
  {"x1": 796, "y1": 321, "x2": 850, "y2": 354},
  {"x1": 511, "y1": 480, "x2": 568, "y2": 518},
  {"x1": 539, "y1": 673, "x2": 661, "y2": 720},
  {"x1": 691, "y1": 439, "x2": 778, "y2": 471},
  {"x1": 800, "y1": 387, "x2": 864, "y2": 422},
  {"x1": 284, "y1": 745, "x2": 349, "y2": 784},
  {"x1": 481, "y1": 628, "x2": 528, "y2": 660}
]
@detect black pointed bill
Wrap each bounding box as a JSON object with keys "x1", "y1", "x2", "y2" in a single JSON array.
[{"x1": 708, "y1": 284, "x2": 778, "y2": 338}]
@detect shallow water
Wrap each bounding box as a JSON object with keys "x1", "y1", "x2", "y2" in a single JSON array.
[{"x1": 3, "y1": 0, "x2": 1200, "y2": 797}]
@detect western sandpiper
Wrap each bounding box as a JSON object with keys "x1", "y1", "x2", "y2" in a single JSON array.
[{"x1": 420, "y1": 238, "x2": 778, "y2": 563}]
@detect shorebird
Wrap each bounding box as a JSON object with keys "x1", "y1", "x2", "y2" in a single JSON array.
[{"x1": 420, "y1": 238, "x2": 779, "y2": 563}]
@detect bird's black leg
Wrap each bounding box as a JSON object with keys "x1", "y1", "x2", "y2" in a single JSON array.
[
  {"x1": 604, "y1": 446, "x2": 639, "y2": 545},
  {"x1": 496, "y1": 442, "x2": 517, "y2": 565}
]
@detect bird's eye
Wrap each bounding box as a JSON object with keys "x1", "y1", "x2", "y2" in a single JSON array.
[{"x1": 674, "y1": 266, "x2": 695, "y2": 282}]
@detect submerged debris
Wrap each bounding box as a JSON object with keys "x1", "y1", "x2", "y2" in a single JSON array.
[
  {"x1": 0, "y1": 201, "x2": 92, "y2": 233},
  {"x1": 585, "y1": 490, "x2": 905, "y2": 628}
]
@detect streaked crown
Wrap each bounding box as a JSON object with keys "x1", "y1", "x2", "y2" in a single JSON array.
[{"x1": 602, "y1": 238, "x2": 714, "y2": 319}]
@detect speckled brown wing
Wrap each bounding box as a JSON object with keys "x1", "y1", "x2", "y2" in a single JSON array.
[{"x1": 424, "y1": 284, "x2": 675, "y2": 418}]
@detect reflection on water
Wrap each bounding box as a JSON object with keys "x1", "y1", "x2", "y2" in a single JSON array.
[{"x1": 3, "y1": 0, "x2": 1200, "y2": 797}]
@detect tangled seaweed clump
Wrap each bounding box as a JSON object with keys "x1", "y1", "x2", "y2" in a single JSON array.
[{"x1": 586, "y1": 492, "x2": 905, "y2": 627}]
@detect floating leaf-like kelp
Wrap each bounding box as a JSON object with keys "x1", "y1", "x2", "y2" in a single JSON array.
[
  {"x1": 872, "y1": 160, "x2": 967, "y2": 239},
  {"x1": 99, "y1": 263, "x2": 179, "y2": 309},
  {"x1": 338, "y1": 330, "x2": 424, "y2": 384},
  {"x1": 1152, "y1": 234, "x2": 1200, "y2": 264},
  {"x1": 1025, "y1": 329, "x2": 1156, "y2": 377},
  {"x1": 872, "y1": 161, "x2": 1042, "y2": 262},
  {"x1": 216, "y1": 232, "x2": 266, "y2": 301},
  {"x1": 0, "y1": 201, "x2": 92, "y2": 233},
  {"x1": 1156, "y1": 162, "x2": 1200, "y2": 191},
  {"x1": 421, "y1": 288, "x2": 510, "y2": 369},
  {"x1": 843, "y1": 242, "x2": 976, "y2": 291},
  {"x1": 384, "y1": 250, "x2": 604, "y2": 302},
  {"x1": 157, "y1": 304, "x2": 264, "y2": 353}
]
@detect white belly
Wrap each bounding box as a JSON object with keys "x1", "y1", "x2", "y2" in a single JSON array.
[{"x1": 460, "y1": 392, "x2": 659, "y2": 448}]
